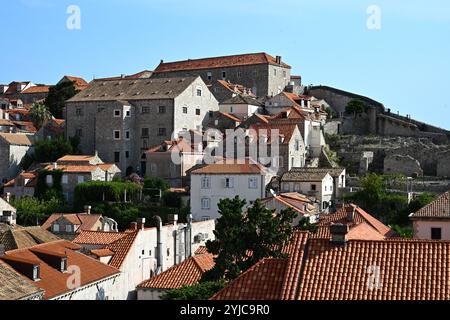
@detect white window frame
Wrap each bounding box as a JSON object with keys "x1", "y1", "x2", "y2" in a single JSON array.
[
  {"x1": 62, "y1": 175, "x2": 68, "y2": 184},
  {"x1": 114, "y1": 109, "x2": 121, "y2": 118},
  {"x1": 66, "y1": 225, "x2": 72, "y2": 232},
  {"x1": 53, "y1": 224, "x2": 60, "y2": 232},
  {"x1": 77, "y1": 176, "x2": 85, "y2": 184},
  {"x1": 196, "y1": 88, "x2": 202, "y2": 97},
  {"x1": 113, "y1": 130, "x2": 121, "y2": 140},
  {"x1": 207, "y1": 72, "x2": 212, "y2": 81},
  {"x1": 125, "y1": 110, "x2": 131, "y2": 117},
  {"x1": 201, "y1": 198, "x2": 211, "y2": 210},
  {"x1": 225, "y1": 177, "x2": 234, "y2": 189},
  {"x1": 248, "y1": 177, "x2": 258, "y2": 189},
  {"x1": 125, "y1": 130, "x2": 130, "y2": 140},
  {"x1": 201, "y1": 177, "x2": 211, "y2": 189},
  {"x1": 46, "y1": 175, "x2": 53, "y2": 185}
]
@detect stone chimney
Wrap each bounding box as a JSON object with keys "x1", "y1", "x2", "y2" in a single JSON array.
[
  {"x1": 276, "y1": 56, "x2": 282, "y2": 64},
  {"x1": 84, "y1": 205, "x2": 91, "y2": 215},
  {"x1": 347, "y1": 206, "x2": 356, "y2": 222},
  {"x1": 53, "y1": 162, "x2": 58, "y2": 170},
  {"x1": 136, "y1": 218, "x2": 146, "y2": 230},
  {"x1": 330, "y1": 223, "x2": 349, "y2": 245},
  {"x1": 130, "y1": 222, "x2": 138, "y2": 230},
  {"x1": 5, "y1": 193, "x2": 11, "y2": 203}
]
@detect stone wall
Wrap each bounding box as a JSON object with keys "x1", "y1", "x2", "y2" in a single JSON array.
[{"x1": 384, "y1": 154, "x2": 423, "y2": 177}]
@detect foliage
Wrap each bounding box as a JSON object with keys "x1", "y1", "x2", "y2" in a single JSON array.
[
  {"x1": 325, "y1": 107, "x2": 335, "y2": 119},
  {"x1": 161, "y1": 281, "x2": 227, "y2": 300},
  {"x1": 201, "y1": 197, "x2": 295, "y2": 282},
  {"x1": 143, "y1": 176, "x2": 170, "y2": 196},
  {"x1": 21, "y1": 135, "x2": 81, "y2": 170},
  {"x1": 29, "y1": 102, "x2": 52, "y2": 130},
  {"x1": 73, "y1": 181, "x2": 142, "y2": 209},
  {"x1": 35, "y1": 169, "x2": 64, "y2": 200},
  {"x1": 391, "y1": 225, "x2": 413, "y2": 238},
  {"x1": 45, "y1": 80, "x2": 79, "y2": 119},
  {"x1": 162, "y1": 191, "x2": 182, "y2": 208},
  {"x1": 345, "y1": 99, "x2": 369, "y2": 116},
  {"x1": 11, "y1": 196, "x2": 68, "y2": 226},
  {"x1": 346, "y1": 174, "x2": 436, "y2": 227},
  {"x1": 296, "y1": 216, "x2": 318, "y2": 232}
]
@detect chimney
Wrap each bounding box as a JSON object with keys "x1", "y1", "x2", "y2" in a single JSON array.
[
  {"x1": 347, "y1": 207, "x2": 356, "y2": 222},
  {"x1": 5, "y1": 192, "x2": 11, "y2": 203},
  {"x1": 155, "y1": 216, "x2": 164, "y2": 271},
  {"x1": 130, "y1": 222, "x2": 138, "y2": 230},
  {"x1": 330, "y1": 223, "x2": 349, "y2": 245},
  {"x1": 137, "y1": 218, "x2": 146, "y2": 230},
  {"x1": 168, "y1": 214, "x2": 178, "y2": 226},
  {"x1": 276, "y1": 56, "x2": 282, "y2": 64},
  {"x1": 160, "y1": 59, "x2": 164, "y2": 64},
  {"x1": 53, "y1": 162, "x2": 58, "y2": 170},
  {"x1": 94, "y1": 150, "x2": 99, "y2": 158},
  {"x1": 84, "y1": 205, "x2": 91, "y2": 215}
]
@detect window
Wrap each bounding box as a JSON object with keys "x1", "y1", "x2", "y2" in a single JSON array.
[
  {"x1": 230, "y1": 106, "x2": 234, "y2": 113},
  {"x1": 158, "y1": 128, "x2": 166, "y2": 136},
  {"x1": 183, "y1": 107, "x2": 188, "y2": 114},
  {"x1": 222, "y1": 71, "x2": 226, "y2": 79},
  {"x1": 66, "y1": 225, "x2": 72, "y2": 232},
  {"x1": 53, "y1": 224, "x2": 60, "y2": 232},
  {"x1": 75, "y1": 128, "x2": 83, "y2": 137},
  {"x1": 274, "y1": 68, "x2": 277, "y2": 76},
  {"x1": 201, "y1": 177, "x2": 210, "y2": 189},
  {"x1": 207, "y1": 72, "x2": 212, "y2": 81},
  {"x1": 125, "y1": 110, "x2": 131, "y2": 117},
  {"x1": 295, "y1": 140, "x2": 300, "y2": 151},
  {"x1": 125, "y1": 151, "x2": 130, "y2": 159},
  {"x1": 291, "y1": 157, "x2": 295, "y2": 167},
  {"x1": 77, "y1": 176, "x2": 85, "y2": 184},
  {"x1": 114, "y1": 152, "x2": 120, "y2": 163},
  {"x1": 76, "y1": 108, "x2": 83, "y2": 117},
  {"x1": 46, "y1": 175, "x2": 53, "y2": 185},
  {"x1": 158, "y1": 106, "x2": 166, "y2": 113},
  {"x1": 196, "y1": 108, "x2": 201, "y2": 115},
  {"x1": 141, "y1": 128, "x2": 149, "y2": 137},
  {"x1": 325, "y1": 186, "x2": 327, "y2": 191},
  {"x1": 61, "y1": 258, "x2": 68, "y2": 272},
  {"x1": 201, "y1": 198, "x2": 211, "y2": 210},
  {"x1": 283, "y1": 70, "x2": 287, "y2": 78},
  {"x1": 114, "y1": 109, "x2": 121, "y2": 117},
  {"x1": 62, "y1": 175, "x2": 68, "y2": 184},
  {"x1": 196, "y1": 89, "x2": 202, "y2": 97},
  {"x1": 142, "y1": 106, "x2": 150, "y2": 114},
  {"x1": 311, "y1": 184, "x2": 317, "y2": 191},
  {"x1": 294, "y1": 183, "x2": 300, "y2": 192},
  {"x1": 237, "y1": 71, "x2": 242, "y2": 78},
  {"x1": 33, "y1": 265, "x2": 40, "y2": 281},
  {"x1": 323, "y1": 201, "x2": 328, "y2": 210},
  {"x1": 113, "y1": 130, "x2": 121, "y2": 140},
  {"x1": 151, "y1": 163, "x2": 157, "y2": 173},
  {"x1": 431, "y1": 228, "x2": 442, "y2": 240},
  {"x1": 225, "y1": 177, "x2": 234, "y2": 188},
  {"x1": 125, "y1": 131, "x2": 130, "y2": 140},
  {"x1": 248, "y1": 177, "x2": 258, "y2": 189}
]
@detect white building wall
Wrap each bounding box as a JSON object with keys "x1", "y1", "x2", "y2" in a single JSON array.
[
  {"x1": 219, "y1": 103, "x2": 259, "y2": 117},
  {"x1": 413, "y1": 220, "x2": 450, "y2": 240},
  {"x1": 191, "y1": 173, "x2": 265, "y2": 221},
  {"x1": 52, "y1": 275, "x2": 121, "y2": 300}
]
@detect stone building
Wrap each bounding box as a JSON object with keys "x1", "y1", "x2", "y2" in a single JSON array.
[
  {"x1": 209, "y1": 80, "x2": 255, "y2": 103},
  {"x1": 65, "y1": 76, "x2": 219, "y2": 175},
  {"x1": 219, "y1": 95, "x2": 263, "y2": 119},
  {"x1": 384, "y1": 154, "x2": 423, "y2": 177},
  {"x1": 0, "y1": 133, "x2": 34, "y2": 184},
  {"x1": 152, "y1": 52, "x2": 292, "y2": 97}
]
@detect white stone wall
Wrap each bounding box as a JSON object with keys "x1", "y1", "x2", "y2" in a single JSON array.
[
  {"x1": 191, "y1": 173, "x2": 266, "y2": 221},
  {"x1": 52, "y1": 275, "x2": 121, "y2": 300},
  {"x1": 219, "y1": 103, "x2": 259, "y2": 118},
  {"x1": 413, "y1": 220, "x2": 450, "y2": 240}
]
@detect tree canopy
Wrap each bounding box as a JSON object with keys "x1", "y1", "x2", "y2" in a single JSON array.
[
  {"x1": 29, "y1": 102, "x2": 52, "y2": 130},
  {"x1": 201, "y1": 197, "x2": 295, "y2": 282},
  {"x1": 45, "y1": 80, "x2": 79, "y2": 119},
  {"x1": 161, "y1": 281, "x2": 226, "y2": 300},
  {"x1": 345, "y1": 99, "x2": 369, "y2": 116}
]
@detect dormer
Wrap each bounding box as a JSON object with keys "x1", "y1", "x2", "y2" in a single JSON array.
[
  {"x1": 1, "y1": 255, "x2": 41, "y2": 281},
  {"x1": 30, "y1": 247, "x2": 68, "y2": 273}
]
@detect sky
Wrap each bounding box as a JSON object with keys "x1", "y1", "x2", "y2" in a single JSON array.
[{"x1": 1, "y1": 0, "x2": 449, "y2": 128}]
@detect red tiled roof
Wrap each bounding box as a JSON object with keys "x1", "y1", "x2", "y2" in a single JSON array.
[
  {"x1": 194, "y1": 246, "x2": 208, "y2": 255},
  {"x1": 137, "y1": 253, "x2": 215, "y2": 289},
  {"x1": 63, "y1": 76, "x2": 89, "y2": 90},
  {"x1": 191, "y1": 162, "x2": 265, "y2": 175},
  {"x1": 57, "y1": 155, "x2": 95, "y2": 162},
  {"x1": 21, "y1": 86, "x2": 50, "y2": 94},
  {"x1": 44, "y1": 164, "x2": 99, "y2": 173},
  {"x1": 11, "y1": 121, "x2": 37, "y2": 133},
  {"x1": 154, "y1": 53, "x2": 291, "y2": 73},
  {"x1": 249, "y1": 123, "x2": 299, "y2": 145},
  {"x1": 106, "y1": 231, "x2": 138, "y2": 269},
  {"x1": 212, "y1": 258, "x2": 288, "y2": 300},
  {"x1": 41, "y1": 213, "x2": 103, "y2": 233},
  {"x1": 410, "y1": 190, "x2": 447, "y2": 219},
  {"x1": 90, "y1": 248, "x2": 115, "y2": 257},
  {"x1": 1, "y1": 240, "x2": 119, "y2": 299},
  {"x1": 219, "y1": 112, "x2": 241, "y2": 123},
  {"x1": 73, "y1": 231, "x2": 128, "y2": 245}
]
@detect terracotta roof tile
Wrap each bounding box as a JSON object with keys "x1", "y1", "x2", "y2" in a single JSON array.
[
  {"x1": 73, "y1": 230, "x2": 128, "y2": 245},
  {"x1": 44, "y1": 164, "x2": 99, "y2": 173},
  {"x1": 411, "y1": 190, "x2": 449, "y2": 219},
  {"x1": 21, "y1": 86, "x2": 50, "y2": 94},
  {"x1": 212, "y1": 258, "x2": 288, "y2": 300},
  {"x1": 154, "y1": 53, "x2": 291, "y2": 73},
  {"x1": 1, "y1": 240, "x2": 119, "y2": 299},
  {"x1": 191, "y1": 162, "x2": 265, "y2": 175},
  {"x1": 137, "y1": 253, "x2": 215, "y2": 289},
  {"x1": 106, "y1": 231, "x2": 138, "y2": 269},
  {"x1": 249, "y1": 123, "x2": 299, "y2": 145},
  {"x1": 41, "y1": 214, "x2": 102, "y2": 233},
  {"x1": 90, "y1": 248, "x2": 115, "y2": 257},
  {"x1": 0, "y1": 133, "x2": 33, "y2": 146},
  {"x1": 0, "y1": 260, "x2": 44, "y2": 300}
]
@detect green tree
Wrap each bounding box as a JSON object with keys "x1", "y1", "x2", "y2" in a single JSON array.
[
  {"x1": 11, "y1": 196, "x2": 67, "y2": 226},
  {"x1": 143, "y1": 176, "x2": 170, "y2": 198},
  {"x1": 161, "y1": 281, "x2": 227, "y2": 300},
  {"x1": 45, "y1": 80, "x2": 79, "y2": 118},
  {"x1": 201, "y1": 197, "x2": 295, "y2": 282},
  {"x1": 29, "y1": 102, "x2": 52, "y2": 130},
  {"x1": 33, "y1": 135, "x2": 79, "y2": 164},
  {"x1": 357, "y1": 173, "x2": 385, "y2": 210},
  {"x1": 345, "y1": 99, "x2": 369, "y2": 117}
]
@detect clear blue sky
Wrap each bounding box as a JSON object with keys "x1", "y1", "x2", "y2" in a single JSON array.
[{"x1": 1, "y1": 0, "x2": 449, "y2": 128}]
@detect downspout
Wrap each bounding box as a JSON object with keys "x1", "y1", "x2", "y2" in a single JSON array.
[
  {"x1": 154, "y1": 216, "x2": 163, "y2": 273},
  {"x1": 186, "y1": 214, "x2": 193, "y2": 258}
]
